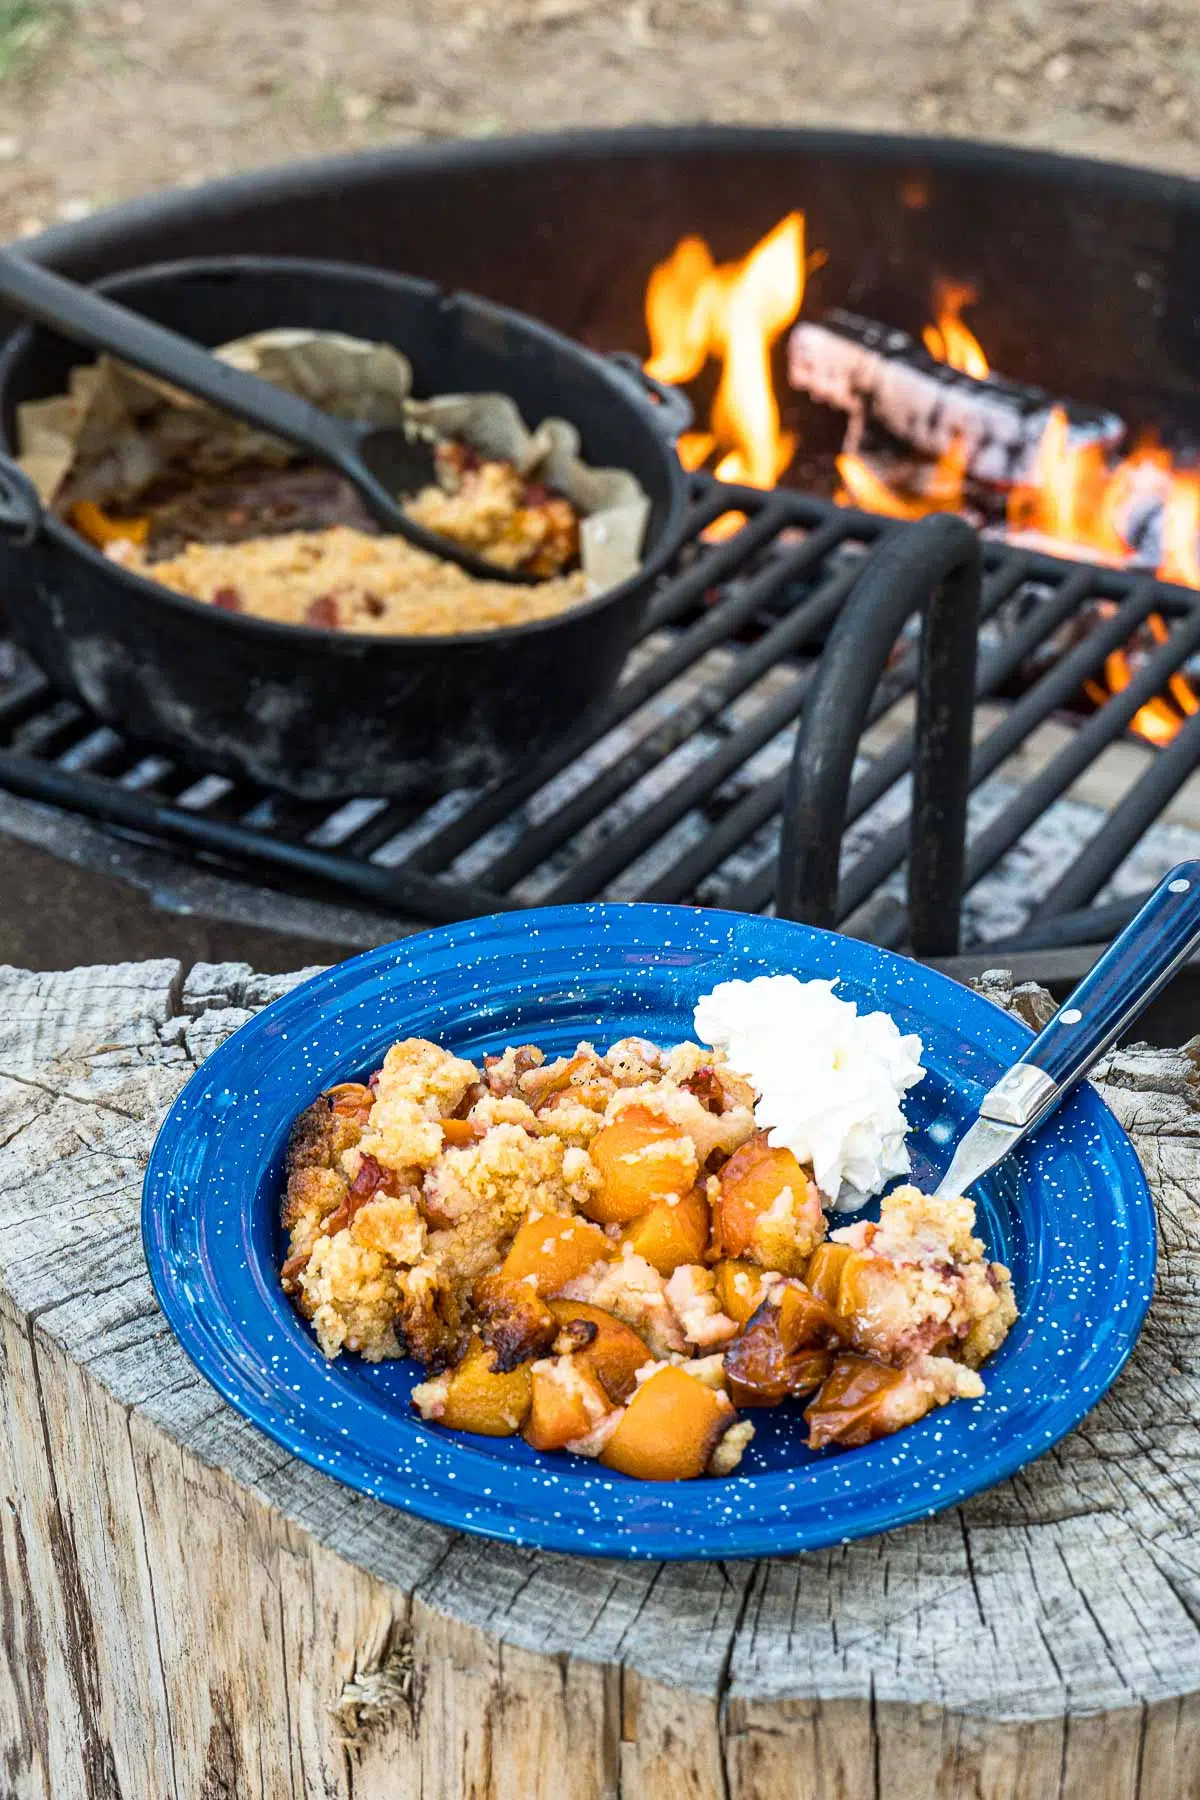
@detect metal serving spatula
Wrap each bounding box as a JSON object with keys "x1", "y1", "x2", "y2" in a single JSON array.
[
  {"x1": 933, "y1": 861, "x2": 1200, "y2": 1199},
  {"x1": 0, "y1": 250, "x2": 541, "y2": 585}
]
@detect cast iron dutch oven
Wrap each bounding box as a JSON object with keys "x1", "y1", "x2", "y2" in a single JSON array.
[{"x1": 0, "y1": 256, "x2": 691, "y2": 799}]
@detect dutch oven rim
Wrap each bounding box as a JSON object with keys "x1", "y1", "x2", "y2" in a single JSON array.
[{"x1": 0, "y1": 251, "x2": 691, "y2": 653}]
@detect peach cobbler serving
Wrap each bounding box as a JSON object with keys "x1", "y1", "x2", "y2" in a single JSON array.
[{"x1": 279, "y1": 978, "x2": 1017, "y2": 1481}]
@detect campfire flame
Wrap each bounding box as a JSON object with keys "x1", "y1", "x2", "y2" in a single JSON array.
[
  {"x1": 1159, "y1": 471, "x2": 1200, "y2": 590},
  {"x1": 642, "y1": 220, "x2": 1200, "y2": 744},
  {"x1": 837, "y1": 436, "x2": 969, "y2": 520},
  {"x1": 645, "y1": 215, "x2": 805, "y2": 535},
  {"x1": 1005, "y1": 407, "x2": 1131, "y2": 562},
  {"x1": 922, "y1": 338, "x2": 1200, "y2": 743},
  {"x1": 922, "y1": 281, "x2": 989, "y2": 379}
]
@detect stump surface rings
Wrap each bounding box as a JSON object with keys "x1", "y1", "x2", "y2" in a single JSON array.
[{"x1": 1, "y1": 958, "x2": 1197, "y2": 1800}]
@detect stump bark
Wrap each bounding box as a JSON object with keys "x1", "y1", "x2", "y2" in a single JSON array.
[{"x1": 2, "y1": 958, "x2": 1199, "y2": 1800}]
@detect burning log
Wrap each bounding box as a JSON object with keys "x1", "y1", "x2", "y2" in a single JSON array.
[
  {"x1": 788, "y1": 309, "x2": 1126, "y2": 488},
  {"x1": 641, "y1": 210, "x2": 1200, "y2": 598}
]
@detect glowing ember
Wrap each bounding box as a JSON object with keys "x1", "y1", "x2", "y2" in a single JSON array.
[
  {"x1": 645, "y1": 214, "x2": 806, "y2": 508},
  {"x1": 1150, "y1": 611, "x2": 1200, "y2": 718},
  {"x1": 922, "y1": 280, "x2": 989, "y2": 379},
  {"x1": 1083, "y1": 605, "x2": 1192, "y2": 747}
]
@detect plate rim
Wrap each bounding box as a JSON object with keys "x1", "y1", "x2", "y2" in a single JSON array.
[{"x1": 142, "y1": 902, "x2": 1157, "y2": 1561}]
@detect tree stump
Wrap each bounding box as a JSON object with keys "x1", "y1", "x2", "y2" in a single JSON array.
[{"x1": 2, "y1": 958, "x2": 1199, "y2": 1800}]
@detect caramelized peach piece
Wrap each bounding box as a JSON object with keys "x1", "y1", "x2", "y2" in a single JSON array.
[
  {"x1": 777, "y1": 1280, "x2": 843, "y2": 1343},
  {"x1": 549, "y1": 1301, "x2": 653, "y2": 1403},
  {"x1": 474, "y1": 1272, "x2": 557, "y2": 1370},
  {"x1": 434, "y1": 1337, "x2": 532, "y2": 1436},
  {"x1": 523, "y1": 1358, "x2": 612, "y2": 1452},
  {"x1": 69, "y1": 498, "x2": 150, "y2": 548},
  {"x1": 600, "y1": 1367, "x2": 731, "y2": 1481},
  {"x1": 497, "y1": 1212, "x2": 612, "y2": 1295},
  {"x1": 326, "y1": 1081, "x2": 375, "y2": 1126},
  {"x1": 621, "y1": 1182, "x2": 710, "y2": 1276},
  {"x1": 586, "y1": 1106, "x2": 699, "y2": 1225},
  {"x1": 441, "y1": 1117, "x2": 486, "y2": 1148},
  {"x1": 712, "y1": 1259, "x2": 772, "y2": 1329},
  {"x1": 826, "y1": 1244, "x2": 969, "y2": 1362},
  {"x1": 714, "y1": 1132, "x2": 805, "y2": 1254},
  {"x1": 723, "y1": 1281, "x2": 843, "y2": 1408},
  {"x1": 804, "y1": 1353, "x2": 917, "y2": 1450},
  {"x1": 805, "y1": 1241, "x2": 854, "y2": 1309},
  {"x1": 519, "y1": 1051, "x2": 593, "y2": 1107},
  {"x1": 832, "y1": 1250, "x2": 893, "y2": 1335},
  {"x1": 713, "y1": 1131, "x2": 821, "y2": 1275}
]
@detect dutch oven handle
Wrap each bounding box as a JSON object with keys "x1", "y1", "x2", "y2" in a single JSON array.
[
  {"x1": 0, "y1": 451, "x2": 42, "y2": 548},
  {"x1": 605, "y1": 351, "x2": 694, "y2": 440}
]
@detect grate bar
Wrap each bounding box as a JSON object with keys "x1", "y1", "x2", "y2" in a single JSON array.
[
  {"x1": 540, "y1": 668, "x2": 812, "y2": 906},
  {"x1": 0, "y1": 667, "x2": 51, "y2": 731},
  {"x1": 778, "y1": 513, "x2": 980, "y2": 954},
  {"x1": 0, "y1": 749, "x2": 511, "y2": 922},
  {"x1": 3, "y1": 483, "x2": 1200, "y2": 955},
  {"x1": 985, "y1": 890, "x2": 1151, "y2": 953},
  {"x1": 312, "y1": 493, "x2": 810, "y2": 865},
  {"x1": 964, "y1": 606, "x2": 1200, "y2": 889},
  {"x1": 480, "y1": 556, "x2": 860, "y2": 892},
  {"x1": 831, "y1": 581, "x2": 1161, "y2": 923},
  {"x1": 641, "y1": 769, "x2": 786, "y2": 907},
  {"x1": 711, "y1": 557, "x2": 1082, "y2": 917},
  {"x1": 404, "y1": 510, "x2": 856, "y2": 875},
  {"x1": 9, "y1": 698, "x2": 87, "y2": 759},
  {"x1": 814, "y1": 555, "x2": 1056, "y2": 828},
  {"x1": 1029, "y1": 702, "x2": 1200, "y2": 920},
  {"x1": 241, "y1": 791, "x2": 348, "y2": 840}
]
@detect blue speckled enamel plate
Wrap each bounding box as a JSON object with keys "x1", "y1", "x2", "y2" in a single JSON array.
[{"x1": 142, "y1": 904, "x2": 1155, "y2": 1560}]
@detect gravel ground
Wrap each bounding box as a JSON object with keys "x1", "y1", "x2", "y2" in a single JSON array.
[{"x1": 0, "y1": 0, "x2": 1198, "y2": 241}]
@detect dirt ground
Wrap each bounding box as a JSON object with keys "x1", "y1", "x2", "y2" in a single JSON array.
[{"x1": 0, "y1": 0, "x2": 1198, "y2": 242}]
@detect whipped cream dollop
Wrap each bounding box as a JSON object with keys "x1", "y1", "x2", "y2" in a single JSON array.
[{"x1": 693, "y1": 974, "x2": 925, "y2": 1210}]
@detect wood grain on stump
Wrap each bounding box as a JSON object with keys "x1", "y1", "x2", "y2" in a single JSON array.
[{"x1": 1, "y1": 958, "x2": 1198, "y2": 1800}]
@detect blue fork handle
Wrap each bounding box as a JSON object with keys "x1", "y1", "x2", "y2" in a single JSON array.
[{"x1": 981, "y1": 861, "x2": 1200, "y2": 1128}]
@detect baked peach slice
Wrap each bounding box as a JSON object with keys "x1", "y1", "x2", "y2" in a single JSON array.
[
  {"x1": 802, "y1": 1352, "x2": 985, "y2": 1450},
  {"x1": 723, "y1": 1281, "x2": 844, "y2": 1408},
  {"x1": 804, "y1": 1241, "x2": 854, "y2": 1309},
  {"x1": 440, "y1": 1117, "x2": 486, "y2": 1148},
  {"x1": 548, "y1": 1300, "x2": 653, "y2": 1403},
  {"x1": 474, "y1": 1214, "x2": 613, "y2": 1368},
  {"x1": 712, "y1": 1258, "x2": 773, "y2": 1329},
  {"x1": 325, "y1": 1081, "x2": 375, "y2": 1127},
  {"x1": 586, "y1": 1106, "x2": 699, "y2": 1225},
  {"x1": 523, "y1": 1357, "x2": 614, "y2": 1452},
  {"x1": 497, "y1": 1212, "x2": 613, "y2": 1295},
  {"x1": 810, "y1": 1235, "x2": 961, "y2": 1361},
  {"x1": 712, "y1": 1131, "x2": 824, "y2": 1275},
  {"x1": 599, "y1": 1367, "x2": 733, "y2": 1481},
  {"x1": 621, "y1": 1182, "x2": 710, "y2": 1276},
  {"x1": 415, "y1": 1336, "x2": 532, "y2": 1436}
]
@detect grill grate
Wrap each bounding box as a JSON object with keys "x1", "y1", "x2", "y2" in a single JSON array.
[{"x1": 2, "y1": 474, "x2": 1200, "y2": 954}]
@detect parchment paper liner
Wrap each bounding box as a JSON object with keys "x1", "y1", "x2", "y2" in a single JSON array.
[{"x1": 15, "y1": 326, "x2": 651, "y2": 593}]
